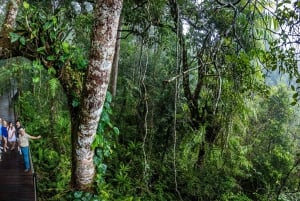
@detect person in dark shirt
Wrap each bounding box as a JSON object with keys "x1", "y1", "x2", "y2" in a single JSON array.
[
  {"x1": 15, "y1": 120, "x2": 23, "y2": 155},
  {"x1": 0, "y1": 117, "x2": 3, "y2": 150},
  {"x1": 2, "y1": 120, "x2": 8, "y2": 152}
]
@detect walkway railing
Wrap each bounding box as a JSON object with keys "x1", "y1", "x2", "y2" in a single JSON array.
[{"x1": 30, "y1": 148, "x2": 38, "y2": 201}]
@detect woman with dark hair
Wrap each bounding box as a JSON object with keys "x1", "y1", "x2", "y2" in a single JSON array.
[{"x1": 15, "y1": 120, "x2": 23, "y2": 155}]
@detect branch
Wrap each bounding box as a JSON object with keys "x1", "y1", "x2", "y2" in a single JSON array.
[
  {"x1": 163, "y1": 63, "x2": 217, "y2": 84},
  {"x1": 276, "y1": 158, "x2": 300, "y2": 200},
  {"x1": 215, "y1": 0, "x2": 242, "y2": 7}
]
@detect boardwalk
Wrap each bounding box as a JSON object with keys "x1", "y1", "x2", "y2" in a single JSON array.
[
  {"x1": 0, "y1": 93, "x2": 36, "y2": 201},
  {"x1": 0, "y1": 149, "x2": 36, "y2": 201}
]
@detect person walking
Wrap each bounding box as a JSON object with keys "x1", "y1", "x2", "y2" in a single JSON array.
[
  {"x1": 7, "y1": 122, "x2": 16, "y2": 150},
  {"x1": 2, "y1": 120, "x2": 8, "y2": 152},
  {"x1": 18, "y1": 127, "x2": 41, "y2": 172},
  {"x1": 15, "y1": 120, "x2": 23, "y2": 155}
]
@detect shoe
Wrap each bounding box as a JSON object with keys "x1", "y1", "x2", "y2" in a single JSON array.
[{"x1": 24, "y1": 169, "x2": 29, "y2": 172}]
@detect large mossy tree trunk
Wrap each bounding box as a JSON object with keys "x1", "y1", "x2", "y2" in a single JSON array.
[{"x1": 70, "y1": 0, "x2": 123, "y2": 189}]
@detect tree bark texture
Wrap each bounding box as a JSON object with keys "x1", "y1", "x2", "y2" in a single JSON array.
[
  {"x1": 72, "y1": 0, "x2": 123, "y2": 190},
  {"x1": 0, "y1": 0, "x2": 20, "y2": 58}
]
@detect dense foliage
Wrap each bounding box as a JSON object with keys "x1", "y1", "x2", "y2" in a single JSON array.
[{"x1": 0, "y1": 0, "x2": 299, "y2": 200}]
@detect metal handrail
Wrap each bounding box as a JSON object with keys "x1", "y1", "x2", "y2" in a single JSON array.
[{"x1": 29, "y1": 148, "x2": 37, "y2": 201}]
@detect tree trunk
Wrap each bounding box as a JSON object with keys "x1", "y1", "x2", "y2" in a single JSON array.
[
  {"x1": 71, "y1": 0, "x2": 123, "y2": 190},
  {"x1": 109, "y1": 18, "x2": 122, "y2": 96},
  {"x1": 0, "y1": 1, "x2": 20, "y2": 58}
]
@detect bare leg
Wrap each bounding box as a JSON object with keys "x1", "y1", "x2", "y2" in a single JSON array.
[
  {"x1": 4, "y1": 137, "x2": 7, "y2": 152},
  {"x1": 10, "y1": 141, "x2": 15, "y2": 150}
]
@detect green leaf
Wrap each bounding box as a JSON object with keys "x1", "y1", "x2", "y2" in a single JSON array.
[
  {"x1": 62, "y1": 42, "x2": 70, "y2": 54},
  {"x1": 292, "y1": 92, "x2": 298, "y2": 98},
  {"x1": 291, "y1": 101, "x2": 297, "y2": 106},
  {"x1": 23, "y1": 1, "x2": 30, "y2": 9},
  {"x1": 37, "y1": 46, "x2": 46, "y2": 53},
  {"x1": 291, "y1": 85, "x2": 295, "y2": 90},
  {"x1": 19, "y1": 36, "x2": 26, "y2": 46},
  {"x1": 50, "y1": 31, "x2": 57, "y2": 41},
  {"x1": 48, "y1": 78, "x2": 59, "y2": 97},
  {"x1": 43, "y1": 21, "x2": 53, "y2": 31},
  {"x1": 9, "y1": 32, "x2": 20, "y2": 43},
  {"x1": 47, "y1": 55, "x2": 56, "y2": 61},
  {"x1": 106, "y1": 91, "x2": 112, "y2": 103},
  {"x1": 113, "y1": 127, "x2": 120, "y2": 135},
  {"x1": 52, "y1": 16, "x2": 58, "y2": 25},
  {"x1": 32, "y1": 77, "x2": 40, "y2": 83},
  {"x1": 73, "y1": 191, "x2": 83, "y2": 198},
  {"x1": 72, "y1": 99, "x2": 80, "y2": 107},
  {"x1": 47, "y1": 67, "x2": 56, "y2": 75},
  {"x1": 95, "y1": 148, "x2": 103, "y2": 158},
  {"x1": 101, "y1": 111, "x2": 110, "y2": 123}
]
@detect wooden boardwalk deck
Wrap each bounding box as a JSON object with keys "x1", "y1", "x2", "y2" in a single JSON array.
[{"x1": 0, "y1": 148, "x2": 36, "y2": 201}]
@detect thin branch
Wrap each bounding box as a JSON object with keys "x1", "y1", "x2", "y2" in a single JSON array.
[
  {"x1": 163, "y1": 63, "x2": 214, "y2": 83},
  {"x1": 215, "y1": 0, "x2": 242, "y2": 7},
  {"x1": 276, "y1": 158, "x2": 300, "y2": 200}
]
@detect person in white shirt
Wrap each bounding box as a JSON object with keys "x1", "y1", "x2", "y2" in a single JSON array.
[
  {"x1": 7, "y1": 122, "x2": 16, "y2": 150},
  {"x1": 18, "y1": 128, "x2": 41, "y2": 172}
]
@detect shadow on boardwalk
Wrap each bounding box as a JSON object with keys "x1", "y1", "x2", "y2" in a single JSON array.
[{"x1": 0, "y1": 149, "x2": 36, "y2": 201}]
